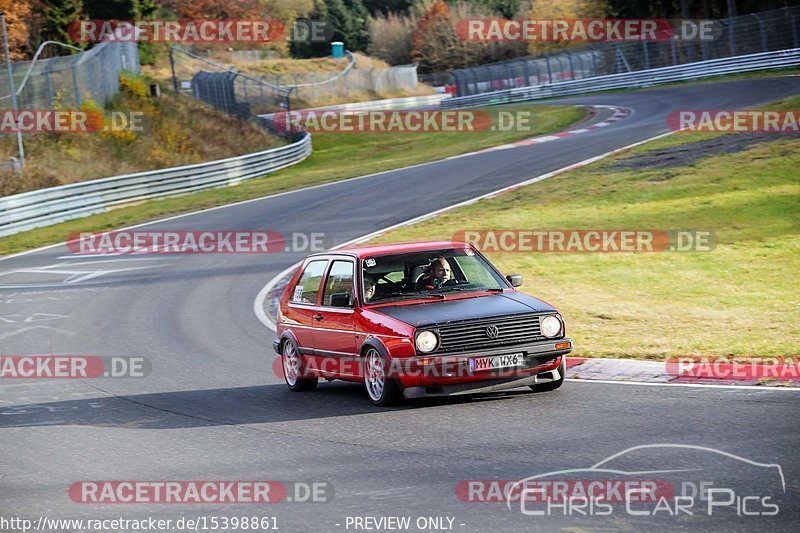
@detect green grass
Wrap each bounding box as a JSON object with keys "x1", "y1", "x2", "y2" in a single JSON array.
[
  {"x1": 0, "y1": 104, "x2": 584, "y2": 256},
  {"x1": 370, "y1": 96, "x2": 800, "y2": 360}
]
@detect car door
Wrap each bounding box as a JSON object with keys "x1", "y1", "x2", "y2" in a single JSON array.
[
  {"x1": 312, "y1": 259, "x2": 358, "y2": 379},
  {"x1": 285, "y1": 259, "x2": 329, "y2": 361}
]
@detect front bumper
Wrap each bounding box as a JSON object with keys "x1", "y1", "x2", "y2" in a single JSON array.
[
  {"x1": 398, "y1": 338, "x2": 571, "y2": 393},
  {"x1": 272, "y1": 339, "x2": 281, "y2": 354},
  {"x1": 403, "y1": 355, "x2": 565, "y2": 398}
]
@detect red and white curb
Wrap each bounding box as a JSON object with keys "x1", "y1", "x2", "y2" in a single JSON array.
[
  {"x1": 566, "y1": 357, "x2": 800, "y2": 390},
  {"x1": 474, "y1": 105, "x2": 632, "y2": 154}
]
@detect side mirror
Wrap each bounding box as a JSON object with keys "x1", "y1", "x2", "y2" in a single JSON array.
[
  {"x1": 506, "y1": 274, "x2": 523, "y2": 287},
  {"x1": 329, "y1": 292, "x2": 351, "y2": 307}
]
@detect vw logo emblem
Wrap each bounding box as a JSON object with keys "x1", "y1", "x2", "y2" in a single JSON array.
[{"x1": 485, "y1": 325, "x2": 499, "y2": 338}]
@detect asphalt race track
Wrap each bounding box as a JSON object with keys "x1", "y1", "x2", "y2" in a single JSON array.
[{"x1": 1, "y1": 77, "x2": 799, "y2": 532}]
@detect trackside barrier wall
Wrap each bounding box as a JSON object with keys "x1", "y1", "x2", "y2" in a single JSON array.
[
  {"x1": 442, "y1": 49, "x2": 800, "y2": 108},
  {"x1": 0, "y1": 134, "x2": 311, "y2": 237}
]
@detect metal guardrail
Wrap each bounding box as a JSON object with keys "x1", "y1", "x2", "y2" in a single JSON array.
[
  {"x1": 0, "y1": 134, "x2": 311, "y2": 237},
  {"x1": 442, "y1": 49, "x2": 800, "y2": 108}
]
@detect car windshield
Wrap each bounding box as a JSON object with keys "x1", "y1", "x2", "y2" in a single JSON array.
[{"x1": 361, "y1": 248, "x2": 507, "y2": 304}]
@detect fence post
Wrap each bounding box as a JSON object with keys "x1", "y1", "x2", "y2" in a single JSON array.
[
  {"x1": 1, "y1": 12, "x2": 24, "y2": 171},
  {"x1": 791, "y1": 9, "x2": 799, "y2": 49},
  {"x1": 44, "y1": 62, "x2": 54, "y2": 107},
  {"x1": 169, "y1": 45, "x2": 178, "y2": 93},
  {"x1": 545, "y1": 54, "x2": 552, "y2": 83},
  {"x1": 642, "y1": 42, "x2": 650, "y2": 70},
  {"x1": 753, "y1": 14, "x2": 767, "y2": 52},
  {"x1": 71, "y1": 65, "x2": 81, "y2": 106},
  {"x1": 727, "y1": 19, "x2": 736, "y2": 56}
]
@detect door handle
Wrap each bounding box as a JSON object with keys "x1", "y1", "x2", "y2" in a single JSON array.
[{"x1": 313, "y1": 314, "x2": 323, "y2": 321}]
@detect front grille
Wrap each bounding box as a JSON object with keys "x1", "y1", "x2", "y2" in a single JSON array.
[{"x1": 434, "y1": 313, "x2": 547, "y2": 354}]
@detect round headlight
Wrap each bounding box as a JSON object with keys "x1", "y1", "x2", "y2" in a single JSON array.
[
  {"x1": 541, "y1": 315, "x2": 562, "y2": 338},
  {"x1": 415, "y1": 330, "x2": 439, "y2": 353}
]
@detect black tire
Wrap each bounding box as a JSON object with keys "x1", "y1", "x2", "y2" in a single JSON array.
[
  {"x1": 529, "y1": 356, "x2": 566, "y2": 393},
  {"x1": 281, "y1": 339, "x2": 318, "y2": 392},
  {"x1": 363, "y1": 347, "x2": 403, "y2": 406}
]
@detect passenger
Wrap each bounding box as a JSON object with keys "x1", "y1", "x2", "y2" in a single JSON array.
[{"x1": 416, "y1": 257, "x2": 452, "y2": 289}]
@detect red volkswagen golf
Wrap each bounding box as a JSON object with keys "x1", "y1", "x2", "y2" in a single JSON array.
[{"x1": 273, "y1": 242, "x2": 572, "y2": 406}]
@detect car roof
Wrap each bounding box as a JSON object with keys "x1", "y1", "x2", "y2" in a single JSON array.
[{"x1": 309, "y1": 241, "x2": 471, "y2": 260}]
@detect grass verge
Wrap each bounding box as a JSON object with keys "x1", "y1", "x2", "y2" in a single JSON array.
[
  {"x1": 369, "y1": 95, "x2": 800, "y2": 360},
  {"x1": 0, "y1": 74, "x2": 280, "y2": 196},
  {"x1": 0, "y1": 104, "x2": 584, "y2": 256}
]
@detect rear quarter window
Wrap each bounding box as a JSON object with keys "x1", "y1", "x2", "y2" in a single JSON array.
[{"x1": 291, "y1": 260, "x2": 328, "y2": 304}]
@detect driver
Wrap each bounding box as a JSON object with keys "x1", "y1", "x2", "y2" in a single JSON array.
[
  {"x1": 363, "y1": 274, "x2": 378, "y2": 302},
  {"x1": 416, "y1": 257, "x2": 452, "y2": 289}
]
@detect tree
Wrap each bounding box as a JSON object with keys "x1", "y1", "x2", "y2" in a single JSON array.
[
  {"x1": 527, "y1": 0, "x2": 609, "y2": 55},
  {"x1": 410, "y1": 0, "x2": 459, "y2": 72},
  {"x1": 39, "y1": 0, "x2": 84, "y2": 47},
  {"x1": 0, "y1": 0, "x2": 36, "y2": 60}
]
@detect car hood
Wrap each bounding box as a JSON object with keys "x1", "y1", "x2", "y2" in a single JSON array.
[{"x1": 374, "y1": 292, "x2": 557, "y2": 327}]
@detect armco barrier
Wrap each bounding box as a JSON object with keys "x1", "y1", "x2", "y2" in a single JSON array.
[
  {"x1": 0, "y1": 133, "x2": 311, "y2": 238},
  {"x1": 259, "y1": 93, "x2": 451, "y2": 134},
  {"x1": 441, "y1": 49, "x2": 800, "y2": 108}
]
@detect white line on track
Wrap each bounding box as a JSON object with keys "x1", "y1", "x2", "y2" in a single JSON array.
[{"x1": 566, "y1": 378, "x2": 800, "y2": 392}]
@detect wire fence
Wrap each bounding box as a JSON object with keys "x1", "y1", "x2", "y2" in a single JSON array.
[
  {"x1": 169, "y1": 45, "x2": 420, "y2": 122},
  {"x1": 0, "y1": 41, "x2": 140, "y2": 110},
  {"x1": 451, "y1": 6, "x2": 800, "y2": 97}
]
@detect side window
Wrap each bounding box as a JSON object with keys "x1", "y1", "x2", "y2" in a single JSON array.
[
  {"x1": 322, "y1": 261, "x2": 354, "y2": 307},
  {"x1": 291, "y1": 260, "x2": 328, "y2": 304}
]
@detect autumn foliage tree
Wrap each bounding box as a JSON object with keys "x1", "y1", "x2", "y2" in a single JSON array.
[
  {"x1": 410, "y1": 0, "x2": 458, "y2": 73},
  {"x1": 527, "y1": 0, "x2": 609, "y2": 54},
  {"x1": 0, "y1": 0, "x2": 37, "y2": 60}
]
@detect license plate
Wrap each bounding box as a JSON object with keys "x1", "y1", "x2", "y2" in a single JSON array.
[{"x1": 469, "y1": 353, "x2": 524, "y2": 372}]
